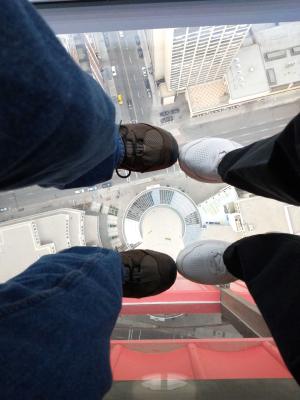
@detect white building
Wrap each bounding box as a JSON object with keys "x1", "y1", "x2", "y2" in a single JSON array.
[
  {"x1": 0, "y1": 209, "x2": 102, "y2": 283},
  {"x1": 253, "y1": 22, "x2": 300, "y2": 90},
  {"x1": 148, "y1": 25, "x2": 250, "y2": 93}
]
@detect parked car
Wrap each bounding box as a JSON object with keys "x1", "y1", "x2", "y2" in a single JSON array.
[
  {"x1": 111, "y1": 66, "x2": 117, "y2": 76},
  {"x1": 119, "y1": 31, "x2": 124, "y2": 38},
  {"x1": 87, "y1": 186, "x2": 98, "y2": 192},
  {"x1": 170, "y1": 108, "x2": 180, "y2": 114},
  {"x1": 142, "y1": 66, "x2": 147, "y2": 77},
  {"x1": 137, "y1": 47, "x2": 144, "y2": 58},
  {"x1": 146, "y1": 89, "x2": 152, "y2": 98},
  {"x1": 117, "y1": 94, "x2": 123, "y2": 105},
  {"x1": 74, "y1": 189, "x2": 85, "y2": 194},
  {"x1": 101, "y1": 181, "x2": 112, "y2": 188},
  {"x1": 127, "y1": 99, "x2": 133, "y2": 109},
  {"x1": 0, "y1": 207, "x2": 8, "y2": 212},
  {"x1": 160, "y1": 110, "x2": 170, "y2": 117},
  {"x1": 135, "y1": 34, "x2": 141, "y2": 46},
  {"x1": 160, "y1": 116, "x2": 174, "y2": 124},
  {"x1": 144, "y1": 77, "x2": 150, "y2": 90}
]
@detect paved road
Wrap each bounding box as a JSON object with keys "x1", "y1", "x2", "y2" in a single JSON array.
[
  {"x1": 105, "y1": 30, "x2": 153, "y2": 123},
  {"x1": 0, "y1": 30, "x2": 299, "y2": 220},
  {"x1": 0, "y1": 100, "x2": 295, "y2": 218}
]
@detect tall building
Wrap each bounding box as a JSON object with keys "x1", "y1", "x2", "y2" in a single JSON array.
[{"x1": 148, "y1": 25, "x2": 251, "y2": 92}]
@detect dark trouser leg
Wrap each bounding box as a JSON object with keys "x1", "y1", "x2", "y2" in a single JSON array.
[
  {"x1": 223, "y1": 233, "x2": 300, "y2": 384},
  {"x1": 218, "y1": 113, "x2": 300, "y2": 206}
]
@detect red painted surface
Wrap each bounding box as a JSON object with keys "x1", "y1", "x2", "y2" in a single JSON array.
[
  {"x1": 111, "y1": 339, "x2": 291, "y2": 380},
  {"x1": 122, "y1": 275, "x2": 221, "y2": 315}
]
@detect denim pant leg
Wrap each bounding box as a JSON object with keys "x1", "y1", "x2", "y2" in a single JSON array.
[
  {"x1": 0, "y1": 0, "x2": 118, "y2": 191},
  {"x1": 50, "y1": 128, "x2": 125, "y2": 189},
  {"x1": 224, "y1": 233, "x2": 300, "y2": 385},
  {"x1": 0, "y1": 247, "x2": 123, "y2": 400}
]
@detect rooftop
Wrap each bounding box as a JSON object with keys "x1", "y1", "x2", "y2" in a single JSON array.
[
  {"x1": 237, "y1": 196, "x2": 300, "y2": 236},
  {"x1": 123, "y1": 186, "x2": 202, "y2": 259},
  {"x1": 253, "y1": 22, "x2": 300, "y2": 87},
  {"x1": 185, "y1": 80, "x2": 227, "y2": 116},
  {"x1": 0, "y1": 209, "x2": 100, "y2": 282},
  {"x1": 226, "y1": 44, "x2": 270, "y2": 101}
]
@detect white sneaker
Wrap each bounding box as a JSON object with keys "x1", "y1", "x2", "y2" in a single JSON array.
[
  {"x1": 179, "y1": 137, "x2": 242, "y2": 183},
  {"x1": 176, "y1": 240, "x2": 237, "y2": 285}
]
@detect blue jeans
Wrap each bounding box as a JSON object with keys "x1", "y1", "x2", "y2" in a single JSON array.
[
  {"x1": 0, "y1": 247, "x2": 123, "y2": 399},
  {"x1": 0, "y1": 1, "x2": 125, "y2": 398}
]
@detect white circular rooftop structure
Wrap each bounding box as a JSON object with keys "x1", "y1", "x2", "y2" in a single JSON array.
[{"x1": 122, "y1": 187, "x2": 202, "y2": 259}]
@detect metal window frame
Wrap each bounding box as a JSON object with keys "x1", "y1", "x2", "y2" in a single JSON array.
[{"x1": 31, "y1": 0, "x2": 300, "y2": 35}]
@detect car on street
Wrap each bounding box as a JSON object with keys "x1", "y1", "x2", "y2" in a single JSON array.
[
  {"x1": 170, "y1": 108, "x2": 180, "y2": 114},
  {"x1": 0, "y1": 207, "x2": 8, "y2": 212},
  {"x1": 127, "y1": 99, "x2": 133, "y2": 109},
  {"x1": 144, "y1": 77, "x2": 150, "y2": 90},
  {"x1": 102, "y1": 181, "x2": 112, "y2": 188},
  {"x1": 117, "y1": 94, "x2": 123, "y2": 105},
  {"x1": 111, "y1": 66, "x2": 117, "y2": 76},
  {"x1": 74, "y1": 189, "x2": 85, "y2": 194},
  {"x1": 142, "y1": 66, "x2": 147, "y2": 77},
  {"x1": 160, "y1": 110, "x2": 170, "y2": 116},
  {"x1": 146, "y1": 89, "x2": 152, "y2": 98},
  {"x1": 160, "y1": 116, "x2": 174, "y2": 124},
  {"x1": 137, "y1": 47, "x2": 144, "y2": 58},
  {"x1": 87, "y1": 186, "x2": 98, "y2": 192},
  {"x1": 135, "y1": 34, "x2": 141, "y2": 46},
  {"x1": 119, "y1": 31, "x2": 124, "y2": 38}
]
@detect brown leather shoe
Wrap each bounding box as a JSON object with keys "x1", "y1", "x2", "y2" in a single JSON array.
[
  {"x1": 120, "y1": 249, "x2": 177, "y2": 298},
  {"x1": 116, "y1": 123, "x2": 179, "y2": 178}
]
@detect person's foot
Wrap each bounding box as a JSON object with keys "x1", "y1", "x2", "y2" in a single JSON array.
[
  {"x1": 179, "y1": 137, "x2": 242, "y2": 183},
  {"x1": 176, "y1": 240, "x2": 237, "y2": 285},
  {"x1": 120, "y1": 249, "x2": 177, "y2": 298},
  {"x1": 116, "y1": 123, "x2": 179, "y2": 178}
]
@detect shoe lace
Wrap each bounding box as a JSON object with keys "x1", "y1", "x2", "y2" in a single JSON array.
[
  {"x1": 123, "y1": 256, "x2": 142, "y2": 283},
  {"x1": 116, "y1": 123, "x2": 144, "y2": 178}
]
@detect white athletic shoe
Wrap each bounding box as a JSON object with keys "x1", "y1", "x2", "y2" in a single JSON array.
[
  {"x1": 179, "y1": 137, "x2": 242, "y2": 183},
  {"x1": 176, "y1": 240, "x2": 237, "y2": 285}
]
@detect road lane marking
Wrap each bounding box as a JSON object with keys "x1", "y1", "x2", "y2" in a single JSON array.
[
  {"x1": 227, "y1": 123, "x2": 287, "y2": 141},
  {"x1": 133, "y1": 74, "x2": 136, "y2": 81},
  {"x1": 117, "y1": 35, "x2": 138, "y2": 121},
  {"x1": 129, "y1": 55, "x2": 132, "y2": 64},
  {"x1": 221, "y1": 123, "x2": 287, "y2": 138},
  {"x1": 217, "y1": 118, "x2": 289, "y2": 136},
  {"x1": 140, "y1": 106, "x2": 144, "y2": 115},
  {"x1": 137, "y1": 91, "x2": 140, "y2": 97}
]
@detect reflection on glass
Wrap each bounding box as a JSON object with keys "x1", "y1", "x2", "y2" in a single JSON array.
[
  {"x1": 1, "y1": 18, "x2": 300, "y2": 398},
  {"x1": 55, "y1": 23, "x2": 300, "y2": 396}
]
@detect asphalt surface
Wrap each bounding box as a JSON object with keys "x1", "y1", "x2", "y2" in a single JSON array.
[{"x1": 105, "y1": 30, "x2": 153, "y2": 123}]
